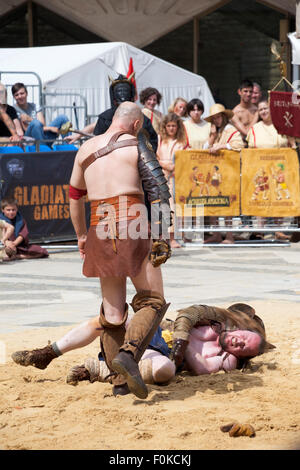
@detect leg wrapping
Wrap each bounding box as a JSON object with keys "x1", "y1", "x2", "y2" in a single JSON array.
[
  {"x1": 84, "y1": 356, "x2": 154, "y2": 385},
  {"x1": 98, "y1": 303, "x2": 128, "y2": 386},
  {"x1": 121, "y1": 290, "x2": 170, "y2": 362}
]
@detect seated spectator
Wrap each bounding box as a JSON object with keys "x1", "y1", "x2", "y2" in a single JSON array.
[
  {"x1": 12, "y1": 82, "x2": 70, "y2": 147},
  {"x1": 203, "y1": 103, "x2": 245, "y2": 244},
  {"x1": 157, "y1": 113, "x2": 188, "y2": 248},
  {"x1": 0, "y1": 83, "x2": 23, "y2": 145},
  {"x1": 168, "y1": 97, "x2": 188, "y2": 119},
  {"x1": 183, "y1": 98, "x2": 211, "y2": 149},
  {"x1": 139, "y1": 87, "x2": 163, "y2": 134},
  {"x1": 0, "y1": 197, "x2": 49, "y2": 261}
]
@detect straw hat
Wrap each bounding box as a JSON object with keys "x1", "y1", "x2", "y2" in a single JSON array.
[{"x1": 204, "y1": 103, "x2": 233, "y2": 122}]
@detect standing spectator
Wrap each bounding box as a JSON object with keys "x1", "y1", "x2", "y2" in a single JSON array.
[
  {"x1": 246, "y1": 98, "x2": 295, "y2": 149},
  {"x1": 204, "y1": 103, "x2": 244, "y2": 153},
  {"x1": 183, "y1": 99, "x2": 211, "y2": 149},
  {"x1": 168, "y1": 97, "x2": 188, "y2": 119},
  {"x1": 231, "y1": 79, "x2": 258, "y2": 139},
  {"x1": 251, "y1": 82, "x2": 263, "y2": 107},
  {"x1": 12, "y1": 82, "x2": 70, "y2": 147},
  {"x1": 157, "y1": 113, "x2": 188, "y2": 248},
  {"x1": 0, "y1": 83, "x2": 23, "y2": 145},
  {"x1": 139, "y1": 87, "x2": 163, "y2": 134}
]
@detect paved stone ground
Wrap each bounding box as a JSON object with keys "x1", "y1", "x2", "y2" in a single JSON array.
[{"x1": 0, "y1": 244, "x2": 300, "y2": 334}]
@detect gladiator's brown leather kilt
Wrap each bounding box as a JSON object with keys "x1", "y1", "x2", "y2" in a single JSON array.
[{"x1": 83, "y1": 195, "x2": 151, "y2": 278}]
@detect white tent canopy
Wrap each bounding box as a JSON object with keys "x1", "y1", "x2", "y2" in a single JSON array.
[
  {"x1": 0, "y1": 42, "x2": 215, "y2": 129},
  {"x1": 288, "y1": 32, "x2": 300, "y2": 65}
]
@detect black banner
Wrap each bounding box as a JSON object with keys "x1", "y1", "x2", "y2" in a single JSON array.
[{"x1": 0, "y1": 151, "x2": 89, "y2": 243}]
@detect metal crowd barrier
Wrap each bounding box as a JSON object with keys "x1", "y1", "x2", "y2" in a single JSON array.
[{"x1": 0, "y1": 70, "x2": 93, "y2": 130}]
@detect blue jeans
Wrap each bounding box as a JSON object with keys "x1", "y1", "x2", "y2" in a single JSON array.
[{"x1": 25, "y1": 115, "x2": 69, "y2": 145}]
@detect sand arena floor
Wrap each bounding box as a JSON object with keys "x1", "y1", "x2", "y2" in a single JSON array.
[{"x1": 0, "y1": 245, "x2": 300, "y2": 450}]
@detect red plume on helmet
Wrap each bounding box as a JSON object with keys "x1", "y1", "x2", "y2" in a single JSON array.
[{"x1": 127, "y1": 57, "x2": 137, "y2": 101}]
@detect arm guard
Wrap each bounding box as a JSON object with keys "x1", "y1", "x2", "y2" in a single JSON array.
[
  {"x1": 137, "y1": 129, "x2": 172, "y2": 239},
  {"x1": 170, "y1": 305, "x2": 226, "y2": 369},
  {"x1": 173, "y1": 305, "x2": 226, "y2": 341}
]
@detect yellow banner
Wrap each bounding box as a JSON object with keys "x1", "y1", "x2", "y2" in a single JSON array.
[
  {"x1": 174, "y1": 149, "x2": 241, "y2": 216},
  {"x1": 241, "y1": 148, "x2": 300, "y2": 217}
]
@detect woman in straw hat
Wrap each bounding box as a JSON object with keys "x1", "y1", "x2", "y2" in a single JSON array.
[{"x1": 203, "y1": 103, "x2": 244, "y2": 153}]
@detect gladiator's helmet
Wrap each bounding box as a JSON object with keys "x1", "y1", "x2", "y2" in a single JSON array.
[{"x1": 109, "y1": 74, "x2": 136, "y2": 107}]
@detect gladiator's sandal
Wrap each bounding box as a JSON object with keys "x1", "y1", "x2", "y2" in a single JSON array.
[
  {"x1": 66, "y1": 365, "x2": 90, "y2": 385},
  {"x1": 98, "y1": 303, "x2": 128, "y2": 387},
  {"x1": 11, "y1": 342, "x2": 61, "y2": 370},
  {"x1": 112, "y1": 290, "x2": 169, "y2": 399},
  {"x1": 85, "y1": 357, "x2": 110, "y2": 383}
]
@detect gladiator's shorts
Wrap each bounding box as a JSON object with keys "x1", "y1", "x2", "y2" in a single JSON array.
[{"x1": 83, "y1": 194, "x2": 151, "y2": 278}]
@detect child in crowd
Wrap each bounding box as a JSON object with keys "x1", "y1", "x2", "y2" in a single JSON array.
[
  {"x1": 0, "y1": 197, "x2": 49, "y2": 261},
  {"x1": 168, "y1": 97, "x2": 188, "y2": 119},
  {"x1": 157, "y1": 113, "x2": 188, "y2": 248}
]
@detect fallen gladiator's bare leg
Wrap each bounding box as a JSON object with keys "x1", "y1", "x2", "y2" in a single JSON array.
[
  {"x1": 12, "y1": 316, "x2": 101, "y2": 370},
  {"x1": 56, "y1": 317, "x2": 100, "y2": 353},
  {"x1": 12, "y1": 273, "x2": 132, "y2": 370},
  {"x1": 111, "y1": 261, "x2": 169, "y2": 399},
  {"x1": 141, "y1": 349, "x2": 175, "y2": 384}
]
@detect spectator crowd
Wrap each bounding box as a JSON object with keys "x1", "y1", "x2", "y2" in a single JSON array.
[{"x1": 0, "y1": 77, "x2": 299, "y2": 250}]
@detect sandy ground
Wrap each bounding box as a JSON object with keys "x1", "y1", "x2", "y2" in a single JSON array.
[{"x1": 0, "y1": 299, "x2": 300, "y2": 451}]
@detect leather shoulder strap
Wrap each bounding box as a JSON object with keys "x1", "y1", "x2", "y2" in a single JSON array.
[{"x1": 82, "y1": 131, "x2": 137, "y2": 173}]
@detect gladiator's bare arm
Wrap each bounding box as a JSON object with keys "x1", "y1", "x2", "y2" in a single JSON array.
[
  {"x1": 69, "y1": 150, "x2": 88, "y2": 240},
  {"x1": 186, "y1": 348, "x2": 237, "y2": 375}
]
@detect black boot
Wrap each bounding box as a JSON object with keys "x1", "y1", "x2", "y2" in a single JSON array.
[{"x1": 112, "y1": 351, "x2": 148, "y2": 399}]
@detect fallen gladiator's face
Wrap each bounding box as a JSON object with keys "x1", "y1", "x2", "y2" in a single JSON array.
[{"x1": 219, "y1": 330, "x2": 262, "y2": 358}]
